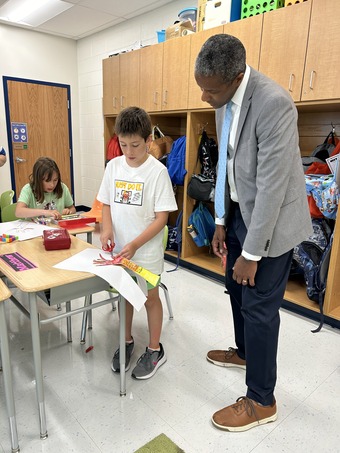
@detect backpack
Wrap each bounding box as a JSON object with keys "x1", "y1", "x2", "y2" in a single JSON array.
[
  {"x1": 301, "y1": 130, "x2": 336, "y2": 173},
  {"x1": 305, "y1": 172, "x2": 339, "y2": 220},
  {"x1": 303, "y1": 140, "x2": 340, "y2": 218},
  {"x1": 166, "y1": 210, "x2": 183, "y2": 272},
  {"x1": 198, "y1": 130, "x2": 218, "y2": 182},
  {"x1": 187, "y1": 131, "x2": 218, "y2": 202},
  {"x1": 188, "y1": 202, "x2": 215, "y2": 248},
  {"x1": 166, "y1": 136, "x2": 187, "y2": 185},
  {"x1": 106, "y1": 134, "x2": 122, "y2": 164},
  {"x1": 291, "y1": 218, "x2": 334, "y2": 332}
]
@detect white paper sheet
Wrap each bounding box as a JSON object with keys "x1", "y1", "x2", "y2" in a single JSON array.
[
  {"x1": 53, "y1": 248, "x2": 147, "y2": 311},
  {"x1": 0, "y1": 220, "x2": 58, "y2": 241}
]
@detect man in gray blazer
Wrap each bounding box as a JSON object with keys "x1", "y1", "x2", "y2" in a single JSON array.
[{"x1": 195, "y1": 34, "x2": 312, "y2": 432}]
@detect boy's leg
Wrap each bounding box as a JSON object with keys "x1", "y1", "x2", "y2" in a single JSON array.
[
  {"x1": 125, "y1": 301, "x2": 134, "y2": 342},
  {"x1": 111, "y1": 300, "x2": 134, "y2": 373},
  {"x1": 145, "y1": 286, "x2": 163, "y2": 349},
  {"x1": 131, "y1": 285, "x2": 166, "y2": 379}
]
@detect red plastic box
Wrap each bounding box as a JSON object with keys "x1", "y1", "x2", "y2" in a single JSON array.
[
  {"x1": 58, "y1": 217, "x2": 96, "y2": 229},
  {"x1": 43, "y1": 229, "x2": 71, "y2": 250}
]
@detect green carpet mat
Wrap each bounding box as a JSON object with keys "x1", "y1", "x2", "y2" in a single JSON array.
[{"x1": 134, "y1": 433, "x2": 185, "y2": 453}]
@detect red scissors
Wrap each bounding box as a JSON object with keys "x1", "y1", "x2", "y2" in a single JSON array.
[{"x1": 102, "y1": 240, "x2": 115, "y2": 256}]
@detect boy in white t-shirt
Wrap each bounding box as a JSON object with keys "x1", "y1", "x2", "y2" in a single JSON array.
[{"x1": 98, "y1": 107, "x2": 177, "y2": 379}]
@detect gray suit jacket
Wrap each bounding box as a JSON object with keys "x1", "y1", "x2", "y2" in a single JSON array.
[{"x1": 216, "y1": 68, "x2": 312, "y2": 257}]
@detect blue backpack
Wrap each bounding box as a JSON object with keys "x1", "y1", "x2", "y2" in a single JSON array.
[
  {"x1": 291, "y1": 218, "x2": 334, "y2": 332},
  {"x1": 166, "y1": 136, "x2": 187, "y2": 185},
  {"x1": 188, "y1": 202, "x2": 215, "y2": 247}
]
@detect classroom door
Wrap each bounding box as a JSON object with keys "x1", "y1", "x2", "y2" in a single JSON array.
[{"x1": 3, "y1": 77, "x2": 74, "y2": 199}]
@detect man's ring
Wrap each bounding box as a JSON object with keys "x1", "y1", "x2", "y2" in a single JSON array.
[{"x1": 242, "y1": 279, "x2": 247, "y2": 283}]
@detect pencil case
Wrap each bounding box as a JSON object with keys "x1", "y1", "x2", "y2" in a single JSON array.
[
  {"x1": 58, "y1": 217, "x2": 96, "y2": 229},
  {"x1": 43, "y1": 229, "x2": 71, "y2": 250}
]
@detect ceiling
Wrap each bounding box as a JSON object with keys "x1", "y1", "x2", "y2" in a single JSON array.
[{"x1": 0, "y1": 0, "x2": 175, "y2": 40}]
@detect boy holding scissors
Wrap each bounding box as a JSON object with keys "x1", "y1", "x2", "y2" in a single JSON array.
[{"x1": 97, "y1": 107, "x2": 177, "y2": 379}]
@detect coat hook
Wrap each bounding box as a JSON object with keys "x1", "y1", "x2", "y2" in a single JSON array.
[{"x1": 197, "y1": 122, "x2": 208, "y2": 134}]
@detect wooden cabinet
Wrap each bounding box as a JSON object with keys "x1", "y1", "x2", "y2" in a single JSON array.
[
  {"x1": 139, "y1": 37, "x2": 191, "y2": 112},
  {"x1": 102, "y1": 51, "x2": 140, "y2": 115},
  {"x1": 119, "y1": 51, "x2": 140, "y2": 110},
  {"x1": 259, "y1": 1, "x2": 311, "y2": 102},
  {"x1": 162, "y1": 35, "x2": 191, "y2": 111},
  {"x1": 139, "y1": 43, "x2": 163, "y2": 112},
  {"x1": 301, "y1": 0, "x2": 340, "y2": 101},
  {"x1": 102, "y1": 7, "x2": 340, "y2": 328},
  {"x1": 259, "y1": 0, "x2": 340, "y2": 104},
  {"x1": 103, "y1": 55, "x2": 120, "y2": 115}
]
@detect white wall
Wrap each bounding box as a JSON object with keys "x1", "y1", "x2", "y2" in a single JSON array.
[
  {"x1": 0, "y1": 24, "x2": 80, "y2": 201},
  {"x1": 0, "y1": 0, "x2": 194, "y2": 208}
]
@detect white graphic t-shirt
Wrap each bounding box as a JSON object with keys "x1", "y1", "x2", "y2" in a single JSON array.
[{"x1": 97, "y1": 155, "x2": 177, "y2": 274}]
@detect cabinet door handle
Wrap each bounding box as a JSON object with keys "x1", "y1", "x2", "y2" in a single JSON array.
[
  {"x1": 113, "y1": 97, "x2": 117, "y2": 109},
  {"x1": 120, "y1": 96, "x2": 124, "y2": 108},
  {"x1": 153, "y1": 91, "x2": 158, "y2": 105},
  {"x1": 288, "y1": 73, "x2": 295, "y2": 92},
  {"x1": 309, "y1": 70, "x2": 316, "y2": 90},
  {"x1": 163, "y1": 90, "x2": 168, "y2": 105}
]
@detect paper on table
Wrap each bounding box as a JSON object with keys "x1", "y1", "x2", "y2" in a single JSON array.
[
  {"x1": 0, "y1": 220, "x2": 57, "y2": 241},
  {"x1": 53, "y1": 248, "x2": 147, "y2": 311}
]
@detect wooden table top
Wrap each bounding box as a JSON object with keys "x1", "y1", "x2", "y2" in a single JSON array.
[
  {"x1": 0, "y1": 235, "x2": 99, "y2": 293},
  {"x1": 0, "y1": 278, "x2": 11, "y2": 303},
  {"x1": 65, "y1": 225, "x2": 95, "y2": 236}
]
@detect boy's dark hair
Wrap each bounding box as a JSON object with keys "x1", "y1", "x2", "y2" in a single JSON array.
[
  {"x1": 29, "y1": 157, "x2": 63, "y2": 203},
  {"x1": 195, "y1": 34, "x2": 246, "y2": 84},
  {"x1": 115, "y1": 106, "x2": 152, "y2": 141}
]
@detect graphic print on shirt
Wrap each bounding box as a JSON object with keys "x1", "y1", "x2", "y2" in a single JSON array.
[
  {"x1": 36, "y1": 199, "x2": 57, "y2": 211},
  {"x1": 114, "y1": 179, "x2": 144, "y2": 206}
]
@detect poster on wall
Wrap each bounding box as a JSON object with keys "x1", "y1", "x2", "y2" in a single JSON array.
[{"x1": 11, "y1": 122, "x2": 28, "y2": 143}]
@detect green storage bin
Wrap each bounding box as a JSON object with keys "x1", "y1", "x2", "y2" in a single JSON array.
[{"x1": 241, "y1": 0, "x2": 284, "y2": 19}]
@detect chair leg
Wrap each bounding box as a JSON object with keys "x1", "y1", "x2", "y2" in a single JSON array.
[
  {"x1": 66, "y1": 301, "x2": 72, "y2": 342},
  {"x1": 109, "y1": 291, "x2": 117, "y2": 311},
  {"x1": 80, "y1": 295, "x2": 92, "y2": 344},
  {"x1": 159, "y1": 282, "x2": 173, "y2": 320}
]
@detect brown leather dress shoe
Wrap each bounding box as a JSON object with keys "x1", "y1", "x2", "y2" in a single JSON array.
[
  {"x1": 206, "y1": 347, "x2": 246, "y2": 369},
  {"x1": 212, "y1": 396, "x2": 277, "y2": 432}
]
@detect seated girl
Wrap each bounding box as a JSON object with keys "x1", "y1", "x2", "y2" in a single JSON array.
[{"x1": 16, "y1": 157, "x2": 76, "y2": 220}]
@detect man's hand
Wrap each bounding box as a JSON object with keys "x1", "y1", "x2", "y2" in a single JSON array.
[
  {"x1": 212, "y1": 224, "x2": 226, "y2": 258},
  {"x1": 232, "y1": 255, "x2": 257, "y2": 286}
]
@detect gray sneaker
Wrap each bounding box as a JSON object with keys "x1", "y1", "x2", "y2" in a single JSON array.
[
  {"x1": 131, "y1": 343, "x2": 166, "y2": 380},
  {"x1": 111, "y1": 341, "x2": 134, "y2": 373}
]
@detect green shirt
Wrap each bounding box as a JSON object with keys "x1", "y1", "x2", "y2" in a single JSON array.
[{"x1": 18, "y1": 182, "x2": 74, "y2": 213}]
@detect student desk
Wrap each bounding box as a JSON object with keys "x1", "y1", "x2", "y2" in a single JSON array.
[
  {"x1": 0, "y1": 235, "x2": 128, "y2": 440},
  {"x1": 65, "y1": 224, "x2": 95, "y2": 244},
  {"x1": 0, "y1": 279, "x2": 20, "y2": 453}
]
